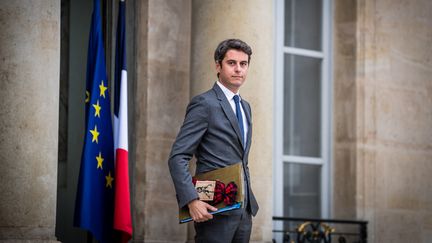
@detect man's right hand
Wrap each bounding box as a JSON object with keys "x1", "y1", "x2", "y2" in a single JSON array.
[{"x1": 188, "y1": 199, "x2": 218, "y2": 223}]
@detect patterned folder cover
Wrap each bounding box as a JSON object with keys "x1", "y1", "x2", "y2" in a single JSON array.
[{"x1": 179, "y1": 162, "x2": 244, "y2": 223}]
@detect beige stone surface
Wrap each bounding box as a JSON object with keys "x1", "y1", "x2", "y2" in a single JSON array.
[
  {"x1": 332, "y1": 147, "x2": 357, "y2": 218},
  {"x1": 0, "y1": 0, "x2": 60, "y2": 241},
  {"x1": 133, "y1": 0, "x2": 191, "y2": 242},
  {"x1": 374, "y1": 210, "x2": 422, "y2": 243},
  {"x1": 190, "y1": 1, "x2": 274, "y2": 242},
  {"x1": 334, "y1": 0, "x2": 432, "y2": 242},
  {"x1": 333, "y1": 0, "x2": 358, "y2": 220},
  {"x1": 374, "y1": 148, "x2": 432, "y2": 213},
  {"x1": 143, "y1": 138, "x2": 187, "y2": 241}
]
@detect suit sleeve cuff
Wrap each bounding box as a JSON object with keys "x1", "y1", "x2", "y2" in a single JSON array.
[{"x1": 178, "y1": 191, "x2": 199, "y2": 209}]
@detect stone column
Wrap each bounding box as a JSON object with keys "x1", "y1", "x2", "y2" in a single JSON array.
[
  {"x1": 354, "y1": 1, "x2": 432, "y2": 242},
  {"x1": 332, "y1": 0, "x2": 358, "y2": 219},
  {"x1": 0, "y1": 1, "x2": 60, "y2": 242},
  {"x1": 133, "y1": 0, "x2": 191, "y2": 242},
  {"x1": 334, "y1": 0, "x2": 432, "y2": 242},
  {"x1": 190, "y1": 1, "x2": 274, "y2": 242}
]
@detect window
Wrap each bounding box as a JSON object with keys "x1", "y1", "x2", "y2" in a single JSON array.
[{"x1": 274, "y1": 0, "x2": 332, "y2": 232}]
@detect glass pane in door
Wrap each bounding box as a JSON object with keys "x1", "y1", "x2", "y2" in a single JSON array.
[
  {"x1": 283, "y1": 163, "x2": 321, "y2": 218},
  {"x1": 284, "y1": 0, "x2": 322, "y2": 50},
  {"x1": 283, "y1": 54, "x2": 321, "y2": 157}
]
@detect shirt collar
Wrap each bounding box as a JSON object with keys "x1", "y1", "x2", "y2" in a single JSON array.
[{"x1": 216, "y1": 81, "x2": 241, "y2": 101}]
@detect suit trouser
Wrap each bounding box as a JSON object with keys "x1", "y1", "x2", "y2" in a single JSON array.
[{"x1": 194, "y1": 207, "x2": 252, "y2": 243}]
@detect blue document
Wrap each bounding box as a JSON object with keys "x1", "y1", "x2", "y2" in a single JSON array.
[{"x1": 180, "y1": 202, "x2": 242, "y2": 224}]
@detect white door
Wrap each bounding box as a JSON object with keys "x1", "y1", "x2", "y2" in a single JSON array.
[{"x1": 274, "y1": 0, "x2": 332, "y2": 239}]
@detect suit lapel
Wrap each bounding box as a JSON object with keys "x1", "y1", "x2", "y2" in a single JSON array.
[
  {"x1": 241, "y1": 100, "x2": 252, "y2": 151},
  {"x1": 213, "y1": 84, "x2": 245, "y2": 150}
]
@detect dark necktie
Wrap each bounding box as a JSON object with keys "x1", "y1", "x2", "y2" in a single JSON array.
[{"x1": 233, "y1": 95, "x2": 245, "y2": 146}]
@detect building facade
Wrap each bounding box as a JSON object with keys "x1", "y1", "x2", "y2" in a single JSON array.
[{"x1": 0, "y1": 0, "x2": 431, "y2": 242}]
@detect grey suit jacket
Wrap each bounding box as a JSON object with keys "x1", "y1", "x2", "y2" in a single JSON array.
[{"x1": 168, "y1": 83, "x2": 259, "y2": 216}]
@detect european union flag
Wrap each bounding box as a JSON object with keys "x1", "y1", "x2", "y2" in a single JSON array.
[{"x1": 74, "y1": 0, "x2": 115, "y2": 242}]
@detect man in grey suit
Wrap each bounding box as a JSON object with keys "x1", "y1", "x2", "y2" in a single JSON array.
[{"x1": 168, "y1": 39, "x2": 259, "y2": 243}]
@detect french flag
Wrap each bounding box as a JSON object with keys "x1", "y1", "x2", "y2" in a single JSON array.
[{"x1": 113, "y1": 0, "x2": 132, "y2": 242}]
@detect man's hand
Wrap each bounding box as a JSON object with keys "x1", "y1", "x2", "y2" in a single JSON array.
[{"x1": 188, "y1": 199, "x2": 218, "y2": 223}]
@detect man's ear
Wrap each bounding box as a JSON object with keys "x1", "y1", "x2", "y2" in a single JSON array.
[
  {"x1": 215, "y1": 61, "x2": 221, "y2": 74},
  {"x1": 215, "y1": 61, "x2": 221, "y2": 70}
]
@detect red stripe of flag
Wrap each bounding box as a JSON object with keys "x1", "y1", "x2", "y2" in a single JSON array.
[{"x1": 114, "y1": 148, "x2": 132, "y2": 241}]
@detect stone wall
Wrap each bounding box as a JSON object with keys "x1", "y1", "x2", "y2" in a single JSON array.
[
  {"x1": 333, "y1": 0, "x2": 358, "y2": 220},
  {"x1": 133, "y1": 0, "x2": 191, "y2": 242},
  {"x1": 0, "y1": 0, "x2": 60, "y2": 241},
  {"x1": 333, "y1": 0, "x2": 432, "y2": 242}
]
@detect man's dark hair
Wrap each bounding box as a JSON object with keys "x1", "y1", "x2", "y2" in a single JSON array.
[{"x1": 214, "y1": 39, "x2": 252, "y2": 65}]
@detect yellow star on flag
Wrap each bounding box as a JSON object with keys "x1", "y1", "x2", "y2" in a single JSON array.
[
  {"x1": 89, "y1": 125, "x2": 100, "y2": 144},
  {"x1": 105, "y1": 171, "x2": 114, "y2": 188},
  {"x1": 99, "y1": 80, "x2": 108, "y2": 98},
  {"x1": 85, "y1": 90, "x2": 90, "y2": 103},
  {"x1": 92, "y1": 100, "x2": 101, "y2": 117},
  {"x1": 96, "y1": 152, "x2": 104, "y2": 169}
]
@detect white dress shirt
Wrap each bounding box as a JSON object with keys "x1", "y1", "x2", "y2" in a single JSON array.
[{"x1": 216, "y1": 81, "x2": 248, "y2": 146}]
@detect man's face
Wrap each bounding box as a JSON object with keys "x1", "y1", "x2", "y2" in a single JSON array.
[{"x1": 216, "y1": 49, "x2": 249, "y2": 93}]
